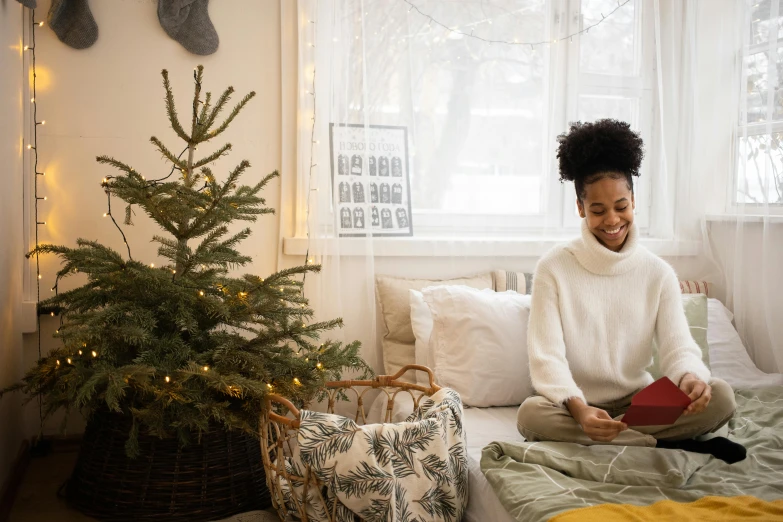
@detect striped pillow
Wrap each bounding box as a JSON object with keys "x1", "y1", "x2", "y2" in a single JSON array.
[
  {"x1": 679, "y1": 280, "x2": 711, "y2": 297},
  {"x1": 493, "y1": 270, "x2": 533, "y2": 294},
  {"x1": 496, "y1": 273, "x2": 710, "y2": 297}
]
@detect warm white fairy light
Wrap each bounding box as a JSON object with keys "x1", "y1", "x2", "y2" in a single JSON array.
[
  {"x1": 27, "y1": 11, "x2": 53, "y2": 399},
  {"x1": 165, "y1": 376, "x2": 171, "y2": 383},
  {"x1": 91, "y1": 350, "x2": 97, "y2": 357},
  {"x1": 403, "y1": 0, "x2": 631, "y2": 48}
]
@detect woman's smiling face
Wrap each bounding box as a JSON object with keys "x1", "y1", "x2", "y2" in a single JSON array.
[{"x1": 577, "y1": 175, "x2": 635, "y2": 252}]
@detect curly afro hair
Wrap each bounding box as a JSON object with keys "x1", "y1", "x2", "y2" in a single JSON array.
[{"x1": 556, "y1": 119, "x2": 644, "y2": 201}]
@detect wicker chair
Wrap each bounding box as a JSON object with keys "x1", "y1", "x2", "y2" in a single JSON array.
[{"x1": 260, "y1": 364, "x2": 440, "y2": 521}]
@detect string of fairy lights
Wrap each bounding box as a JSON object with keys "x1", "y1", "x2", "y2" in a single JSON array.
[
  {"x1": 23, "y1": 8, "x2": 48, "y2": 441},
  {"x1": 301, "y1": 3, "x2": 319, "y2": 298},
  {"x1": 403, "y1": 0, "x2": 632, "y2": 47}
]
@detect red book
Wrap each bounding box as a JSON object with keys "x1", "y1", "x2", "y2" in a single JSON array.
[{"x1": 621, "y1": 377, "x2": 693, "y2": 427}]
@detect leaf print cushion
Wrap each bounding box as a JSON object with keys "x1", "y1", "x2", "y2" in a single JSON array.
[{"x1": 296, "y1": 387, "x2": 468, "y2": 522}]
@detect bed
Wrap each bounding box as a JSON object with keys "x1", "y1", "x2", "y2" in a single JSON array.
[{"x1": 369, "y1": 297, "x2": 783, "y2": 521}]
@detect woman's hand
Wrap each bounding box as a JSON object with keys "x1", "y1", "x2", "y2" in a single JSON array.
[
  {"x1": 679, "y1": 373, "x2": 711, "y2": 415},
  {"x1": 567, "y1": 398, "x2": 628, "y2": 442}
]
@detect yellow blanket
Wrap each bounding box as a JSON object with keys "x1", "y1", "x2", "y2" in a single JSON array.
[{"x1": 550, "y1": 495, "x2": 783, "y2": 521}]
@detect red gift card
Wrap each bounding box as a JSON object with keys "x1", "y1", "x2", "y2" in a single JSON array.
[{"x1": 621, "y1": 377, "x2": 692, "y2": 427}]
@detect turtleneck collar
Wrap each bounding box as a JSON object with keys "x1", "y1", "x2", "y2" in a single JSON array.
[{"x1": 567, "y1": 219, "x2": 641, "y2": 275}]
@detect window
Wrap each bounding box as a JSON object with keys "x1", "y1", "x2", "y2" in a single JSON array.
[
  {"x1": 318, "y1": 0, "x2": 656, "y2": 236},
  {"x1": 738, "y1": 0, "x2": 783, "y2": 207},
  {"x1": 563, "y1": 0, "x2": 654, "y2": 229}
]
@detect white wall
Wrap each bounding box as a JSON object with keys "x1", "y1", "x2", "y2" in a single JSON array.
[
  {"x1": 24, "y1": 0, "x2": 282, "y2": 436},
  {"x1": 0, "y1": 0, "x2": 29, "y2": 490}
]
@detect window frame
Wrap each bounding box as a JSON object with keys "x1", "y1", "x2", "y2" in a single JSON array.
[
  {"x1": 562, "y1": 0, "x2": 655, "y2": 230},
  {"x1": 299, "y1": 0, "x2": 663, "y2": 239},
  {"x1": 734, "y1": 0, "x2": 783, "y2": 212}
]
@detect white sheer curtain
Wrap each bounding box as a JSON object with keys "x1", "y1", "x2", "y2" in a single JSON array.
[
  {"x1": 703, "y1": 0, "x2": 783, "y2": 373},
  {"x1": 294, "y1": 0, "x2": 780, "y2": 376}
]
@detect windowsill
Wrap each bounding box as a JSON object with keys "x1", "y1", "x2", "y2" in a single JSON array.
[
  {"x1": 282, "y1": 236, "x2": 701, "y2": 257},
  {"x1": 706, "y1": 213, "x2": 783, "y2": 224}
]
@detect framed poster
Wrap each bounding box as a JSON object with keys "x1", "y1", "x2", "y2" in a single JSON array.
[{"x1": 329, "y1": 123, "x2": 413, "y2": 237}]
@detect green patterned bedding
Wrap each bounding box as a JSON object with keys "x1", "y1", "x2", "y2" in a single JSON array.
[{"x1": 480, "y1": 386, "x2": 783, "y2": 522}]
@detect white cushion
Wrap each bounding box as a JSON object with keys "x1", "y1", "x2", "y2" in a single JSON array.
[
  {"x1": 707, "y1": 298, "x2": 783, "y2": 388},
  {"x1": 409, "y1": 289, "x2": 435, "y2": 387},
  {"x1": 422, "y1": 286, "x2": 533, "y2": 407},
  {"x1": 375, "y1": 273, "x2": 493, "y2": 382}
]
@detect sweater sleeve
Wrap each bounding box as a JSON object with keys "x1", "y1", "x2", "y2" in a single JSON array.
[
  {"x1": 655, "y1": 268, "x2": 711, "y2": 386},
  {"x1": 527, "y1": 263, "x2": 586, "y2": 405}
]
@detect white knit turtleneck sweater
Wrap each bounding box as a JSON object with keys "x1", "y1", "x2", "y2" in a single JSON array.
[{"x1": 528, "y1": 220, "x2": 711, "y2": 405}]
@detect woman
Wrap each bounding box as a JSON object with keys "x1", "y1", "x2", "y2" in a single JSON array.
[{"x1": 517, "y1": 119, "x2": 745, "y2": 464}]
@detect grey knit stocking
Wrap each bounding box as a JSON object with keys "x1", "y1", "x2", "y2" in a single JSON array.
[
  {"x1": 16, "y1": 0, "x2": 37, "y2": 9},
  {"x1": 158, "y1": 0, "x2": 219, "y2": 56},
  {"x1": 47, "y1": 0, "x2": 98, "y2": 50}
]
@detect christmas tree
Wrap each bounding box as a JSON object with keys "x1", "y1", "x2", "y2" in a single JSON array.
[{"x1": 4, "y1": 66, "x2": 371, "y2": 456}]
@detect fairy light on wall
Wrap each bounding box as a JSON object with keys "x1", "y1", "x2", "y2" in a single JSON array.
[
  {"x1": 22, "y1": 7, "x2": 50, "y2": 451},
  {"x1": 402, "y1": 0, "x2": 632, "y2": 47},
  {"x1": 300, "y1": 0, "x2": 319, "y2": 299},
  {"x1": 24, "y1": 9, "x2": 50, "y2": 357}
]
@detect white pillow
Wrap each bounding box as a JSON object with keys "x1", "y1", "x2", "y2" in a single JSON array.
[
  {"x1": 707, "y1": 298, "x2": 783, "y2": 389},
  {"x1": 422, "y1": 285, "x2": 533, "y2": 407},
  {"x1": 409, "y1": 289, "x2": 435, "y2": 387}
]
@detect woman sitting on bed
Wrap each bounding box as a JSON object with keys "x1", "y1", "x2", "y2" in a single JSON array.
[{"x1": 517, "y1": 119, "x2": 746, "y2": 464}]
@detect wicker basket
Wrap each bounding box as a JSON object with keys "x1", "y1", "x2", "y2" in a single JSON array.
[
  {"x1": 66, "y1": 410, "x2": 271, "y2": 521},
  {"x1": 261, "y1": 364, "x2": 441, "y2": 522}
]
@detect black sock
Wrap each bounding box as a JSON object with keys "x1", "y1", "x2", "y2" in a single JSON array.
[{"x1": 656, "y1": 437, "x2": 747, "y2": 464}]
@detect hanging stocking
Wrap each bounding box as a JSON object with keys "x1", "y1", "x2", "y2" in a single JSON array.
[
  {"x1": 158, "y1": 0, "x2": 219, "y2": 56},
  {"x1": 48, "y1": 0, "x2": 99, "y2": 50}
]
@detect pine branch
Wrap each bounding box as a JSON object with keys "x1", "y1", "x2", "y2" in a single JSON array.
[
  {"x1": 96, "y1": 156, "x2": 144, "y2": 179},
  {"x1": 395, "y1": 484, "x2": 416, "y2": 522},
  {"x1": 161, "y1": 69, "x2": 191, "y2": 143},
  {"x1": 448, "y1": 443, "x2": 468, "y2": 501},
  {"x1": 298, "y1": 410, "x2": 361, "y2": 464},
  {"x1": 150, "y1": 137, "x2": 189, "y2": 171},
  {"x1": 335, "y1": 460, "x2": 394, "y2": 499},
  {"x1": 414, "y1": 486, "x2": 457, "y2": 521},
  {"x1": 359, "y1": 497, "x2": 392, "y2": 522},
  {"x1": 419, "y1": 454, "x2": 450, "y2": 485},
  {"x1": 193, "y1": 143, "x2": 232, "y2": 169},
  {"x1": 207, "y1": 91, "x2": 257, "y2": 141},
  {"x1": 200, "y1": 86, "x2": 234, "y2": 138},
  {"x1": 191, "y1": 65, "x2": 204, "y2": 139},
  {"x1": 197, "y1": 91, "x2": 212, "y2": 131}
]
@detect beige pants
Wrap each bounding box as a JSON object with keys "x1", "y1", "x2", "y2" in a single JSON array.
[{"x1": 517, "y1": 378, "x2": 736, "y2": 447}]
